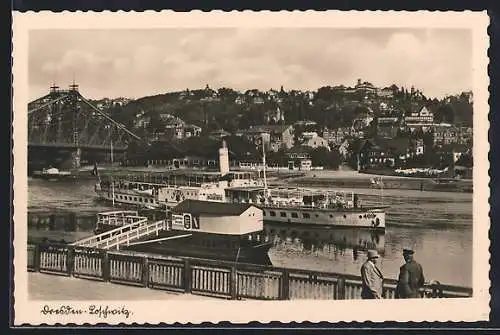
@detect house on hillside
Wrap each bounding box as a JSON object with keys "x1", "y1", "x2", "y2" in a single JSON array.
[
  {"x1": 209, "y1": 129, "x2": 232, "y2": 140},
  {"x1": 165, "y1": 123, "x2": 202, "y2": 140},
  {"x1": 458, "y1": 126, "x2": 473, "y2": 146},
  {"x1": 355, "y1": 79, "x2": 378, "y2": 95},
  {"x1": 253, "y1": 96, "x2": 265, "y2": 104},
  {"x1": 410, "y1": 138, "x2": 425, "y2": 156},
  {"x1": 377, "y1": 87, "x2": 395, "y2": 99},
  {"x1": 286, "y1": 145, "x2": 313, "y2": 170},
  {"x1": 432, "y1": 124, "x2": 456, "y2": 146},
  {"x1": 234, "y1": 96, "x2": 245, "y2": 105},
  {"x1": 155, "y1": 113, "x2": 202, "y2": 139},
  {"x1": 431, "y1": 124, "x2": 473, "y2": 147},
  {"x1": 265, "y1": 106, "x2": 285, "y2": 124},
  {"x1": 159, "y1": 113, "x2": 183, "y2": 124},
  {"x1": 436, "y1": 143, "x2": 470, "y2": 163},
  {"x1": 376, "y1": 117, "x2": 400, "y2": 139},
  {"x1": 294, "y1": 120, "x2": 317, "y2": 127},
  {"x1": 236, "y1": 124, "x2": 294, "y2": 152},
  {"x1": 358, "y1": 138, "x2": 411, "y2": 169},
  {"x1": 404, "y1": 106, "x2": 435, "y2": 125},
  {"x1": 352, "y1": 108, "x2": 374, "y2": 131},
  {"x1": 300, "y1": 132, "x2": 330, "y2": 150},
  {"x1": 183, "y1": 124, "x2": 202, "y2": 138},
  {"x1": 322, "y1": 127, "x2": 352, "y2": 145},
  {"x1": 134, "y1": 115, "x2": 151, "y2": 129}
]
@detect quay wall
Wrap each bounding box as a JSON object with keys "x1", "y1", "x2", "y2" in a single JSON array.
[
  {"x1": 281, "y1": 175, "x2": 473, "y2": 193},
  {"x1": 27, "y1": 242, "x2": 472, "y2": 300}
]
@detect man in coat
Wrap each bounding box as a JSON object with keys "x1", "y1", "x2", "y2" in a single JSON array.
[
  {"x1": 360, "y1": 249, "x2": 384, "y2": 299},
  {"x1": 396, "y1": 248, "x2": 425, "y2": 299}
]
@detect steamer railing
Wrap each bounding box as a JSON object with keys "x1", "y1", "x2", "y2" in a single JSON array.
[
  {"x1": 97, "y1": 211, "x2": 140, "y2": 228},
  {"x1": 27, "y1": 242, "x2": 473, "y2": 300}
]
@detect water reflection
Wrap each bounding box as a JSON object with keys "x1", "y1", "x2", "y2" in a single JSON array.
[
  {"x1": 28, "y1": 209, "x2": 165, "y2": 232},
  {"x1": 264, "y1": 224, "x2": 385, "y2": 257},
  {"x1": 27, "y1": 208, "x2": 471, "y2": 286}
]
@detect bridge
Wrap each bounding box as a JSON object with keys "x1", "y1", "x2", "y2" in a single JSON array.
[{"x1": 28, "y1": 83, "x2": 141, "y2": 170}]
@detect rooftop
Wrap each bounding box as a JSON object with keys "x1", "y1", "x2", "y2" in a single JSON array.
[
  {"x1": 437, "y1": 143, "x2": 469, "y2": 153},
  {"x1": 172, "y1": 199, "x2": 256, "y2": 216},
  {"x1": 246, "y1": 124, "x2": 292, "y2": 134},
  {"x1": 226, "y1": 186, "x2": 266, "y2": 192},
  {"x1": 361, "y1": 137, "x2": 410, "y2": 155}
]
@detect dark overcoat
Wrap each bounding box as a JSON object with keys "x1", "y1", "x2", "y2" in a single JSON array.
[{"x1": 396, "y1": 260, "x2": 425, "y2": 299}]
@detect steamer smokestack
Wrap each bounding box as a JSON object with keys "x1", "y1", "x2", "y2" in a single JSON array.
[{"x1": 219, "y1": 140, "x2": 229, "y2": 176}]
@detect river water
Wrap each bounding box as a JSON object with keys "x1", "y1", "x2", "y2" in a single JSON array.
[{"x1": 27, "y1": 178, "x2": 473, "y2": 287}]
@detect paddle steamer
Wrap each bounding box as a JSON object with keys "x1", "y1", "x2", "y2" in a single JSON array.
[{"x1": 94, "y1": 141, "x2": 386, "y2": 229}]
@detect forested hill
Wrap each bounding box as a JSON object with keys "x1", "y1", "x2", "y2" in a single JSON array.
[{"x1": 100, "y1": 86, "x2": 473, "y2": 138}]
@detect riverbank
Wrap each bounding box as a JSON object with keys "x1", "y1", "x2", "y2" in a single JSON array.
[
  {"x1": 271, "y1": 170, "x2": 473, "y2": 193},
  {"x1": 79, "y1": 166, "x2": 472, "y2": 193}
]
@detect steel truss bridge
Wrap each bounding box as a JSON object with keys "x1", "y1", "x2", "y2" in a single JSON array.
[{"x1": 28, "y1": 83, "x2": 141, "y2": 169}]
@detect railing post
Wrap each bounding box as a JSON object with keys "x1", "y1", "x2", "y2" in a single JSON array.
[
  {"x1": 66, "y1": 246, "x2": 74, "y2": 277},
  {"x1": 102, "y1": 250, "x2": 110, "y2": 282},
  {"x1": 142, "y1": 257, "x2": 149, "y2": 288},
  {"x1": 382, "y1": 280, "x2": 389, "y2": 299},
  {"x1": 183, "y1": 259, "x2": 192, "y2": 293},
  {"x1": 337, "y1": 276, "x2": 346, "y2": 300},
  {"x1": 34, "y1": 244, "x2": 41, "y2": 272},
  {"x1": 230, "y1": 265, "x2": 237, "y2": 300},
  {"x1": 279, "y1": 270, "x2": 290, "y2": 300}
]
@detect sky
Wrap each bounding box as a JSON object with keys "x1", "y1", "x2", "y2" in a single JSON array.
[{"x1": 28, "y1": 28, "x2": 472, "y2": 101}]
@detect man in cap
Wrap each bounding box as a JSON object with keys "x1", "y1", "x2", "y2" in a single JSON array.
[
  {"x1": 360, "y1": 249, "x2": 384, "y2": 299},
  {"x1": 396, "y1": 248, "x2": 425, "y2": 299}
]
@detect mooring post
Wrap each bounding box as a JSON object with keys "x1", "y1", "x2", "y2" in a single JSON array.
[
  {"x1": 142, "y1": 256, "x2": 149, "y2": 288},
  {"x1": 230, "y1": 266, "x2": 238, "y2": 300},
  {"x1": 34, "y1": 244, "x2": 41, "y2": 272},
  {"x1": 101, "y1": 250, "x2": 110, "y2": 282},
  {"x1": 66, "y1": 246, "x2": 74, "y2": 277},
  {"x1": 280, "y1": 269, "x2": 290, "y2": 300},
  {"x1": 337, "y1": 276, "x2": 346, "y2": 300},
  {"x1": 183, "y1": 259, "x2": 192, "y2": 293}
]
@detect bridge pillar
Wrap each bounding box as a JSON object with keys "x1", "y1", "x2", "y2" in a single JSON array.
[{"x1": 72, "y1": 148, "x2": 81, "y2": 169}]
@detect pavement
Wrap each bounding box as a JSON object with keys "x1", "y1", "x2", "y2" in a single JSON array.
[{"x1": 28, "y1": 272, "x2": 216, "y2": 300}]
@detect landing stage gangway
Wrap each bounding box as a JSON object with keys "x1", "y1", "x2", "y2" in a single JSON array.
[{"x1": 72, "y1": 211, "x2": 168, "y2": 250}]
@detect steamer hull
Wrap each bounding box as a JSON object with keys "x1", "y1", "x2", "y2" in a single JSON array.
[
  {"x1": 260, "y1": 206, "x2": 386, "y2": 229},
  {"x1": 122, "y1": 231, "x2": 273, "y2": 265}
]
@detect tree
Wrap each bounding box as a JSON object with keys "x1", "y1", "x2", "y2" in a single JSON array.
[
  {"x1": 147, "y1": 112, "x2": 164, "y2": 134},
  {"x1": 310, "y1": 147, "x2": 341, "y2": 169},
  {"x1": 365, "y1": 119, "x2": 377, "y2": 138},
  {"x1": 267, "y1": 148, "x2": 288, "y2": 166},
  {"x1": 435, "y1": 104, "x2": 455, "y2": 124},
  {"x1": 455, "y1": 152, "x2": 473, "y2": 167},
  {"x1": 224, "y1": 135, "x2": 260, "y2": 160},
  {"x1": 315, "y1": 86, "x2": 335, "y2": 102},
  {"x1": 217, "y1": 87, "x2": 239, "y2": 102}
]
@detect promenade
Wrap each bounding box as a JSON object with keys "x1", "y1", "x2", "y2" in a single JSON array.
[
  {"x1": 28, "y1": 273, "x2": 215, "y2": 300},
  {"x1": 27, "y1": 242, "x2": 472, "y2": 300}
]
